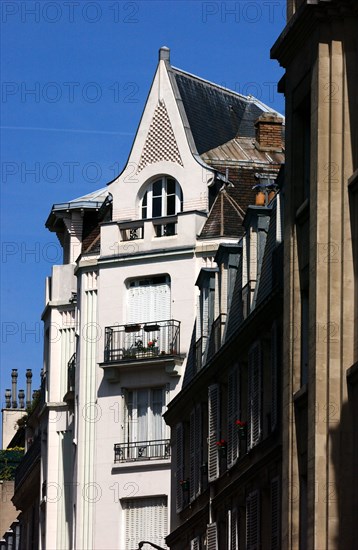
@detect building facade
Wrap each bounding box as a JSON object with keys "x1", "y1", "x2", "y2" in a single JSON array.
[{"x1": 35, "y1": 47, "x2": 283, "y2": 550}]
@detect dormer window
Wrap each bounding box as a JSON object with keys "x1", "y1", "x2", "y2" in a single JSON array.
[{"x1": 141, "y1": 177, "x2": 183, "y2": 219}]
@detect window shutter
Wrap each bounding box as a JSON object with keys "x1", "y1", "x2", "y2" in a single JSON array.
[
  {"x1": 248, "y1": 342, "x2": 261, "y2": 450},
  {"x1": 227, "y1": 366, "x2": 240, "y2": 468},
  {"x1": 202, "y1": 287, "x2": 209, "y2": 337},
  {"x1": 176, "y1": 422, "x2": 184, "y2": 513},
  {"x1": 271, "y1": 477, "x2": 280, "y2": 550},
  {"x1": 190, "y1": 536, "x2": 200, "y2": 550},
  {"x1": 189, "y1": 408, "x2": 196, "y2": 502},
  {"x1": 128, "y1": 279, "x2": 170, "y2": 324},
  {"x1": 206, "y1": 522, "x2": 218, "y2": 550},
  {"x1": 246, "y1": 490, "x2": 260, "y2": 550},
  {"x1": 271, "y1": 323, "x2": 278, "y2": 432},
  {"x1": 190, "y1": 405, "x2": 202, "y2": 501},
  {"x1": 228, "y1": 508, "x2": 239, "y2": 550},
  {"x1": 195, "y1": 404, "x2": 202, "y2": 497},
  {"x1": 124, "y1": 497, "x2": 167, "y2": 550},
  {"x1": 208, "y1": 384, "x2": 220, "y2": 482}
]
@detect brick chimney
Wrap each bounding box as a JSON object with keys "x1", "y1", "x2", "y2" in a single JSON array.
[{"x1": 254, "y1": 113, "x2": 284, "y2": 152}]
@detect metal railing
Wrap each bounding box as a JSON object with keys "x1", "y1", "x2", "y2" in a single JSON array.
[
  {"x1": 14, "y1": 436, "x2": 41, "y2": 490},
  {"x1": 114, "y1": 439, "x2": 170, "y2": 462},
  {"x1": 104, "y1": 319, "x2": 180, "y2": 363},
  {"x1": 67, "y1": 353, "x2": 76, "y2": 393},
  {"x1": 212, "y1": 313, "x2": 227, "y2": 353}
]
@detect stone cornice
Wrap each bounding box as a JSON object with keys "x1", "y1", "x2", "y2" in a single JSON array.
[{"x1": 271, "y1": 0, "x2": 358, "y2": 68}]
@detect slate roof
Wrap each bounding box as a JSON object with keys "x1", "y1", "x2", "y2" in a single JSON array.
[
  {"x1": 199, "y1": 186, "x2": 246, "y2": 239},
  {"x1": 171, "y1": 67, "x2": 283, "y2": 156}
]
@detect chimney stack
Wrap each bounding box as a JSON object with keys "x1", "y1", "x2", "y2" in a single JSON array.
[
  {"x1": 11, "y1": 369, "x2": 18, "y2": 408},
  {"x1": 5, "y1": 389, "x2": 11, "y2": 408},
  {"x1": 255, "y1": 113, "x2": 284, "y2": 152},
  {"x1": 18, "y1": 389, "x2": 25, "y2": 409},
  {"x1": 26, "y1": 369, "x2": 33, "y2": 407}
]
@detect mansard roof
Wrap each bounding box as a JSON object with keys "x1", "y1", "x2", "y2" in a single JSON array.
[{"x1": 170, "y1": 66, "x2": 283, "y2": 156}]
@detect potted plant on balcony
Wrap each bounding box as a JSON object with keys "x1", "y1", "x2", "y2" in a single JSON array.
[
  {"x1": 147, "y1": 339, "x2": 158, "y2": 355},
  {"x1": 179, "y1": 479, "x2": 189, "y2": 491},
  {"x1": 235, "y1": 420, "x2": 247, "y2": 440},
  {"x1": 216, "y1": 439, "x2": 227, "y2": 458}
]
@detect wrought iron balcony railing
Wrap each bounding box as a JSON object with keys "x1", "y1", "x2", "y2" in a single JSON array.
[
  {"x1": 114, "y1": 439, "x2": 171, "y2": 463},
  {"x1": 67, "y1": 353, "x2": 76, "y2": 393},
  {"x1": 104, "y1": 319, "x2": 180, "y2": 363},
  {"x1": 212, "y1": 313, "x2": 227, "y2": 353}
]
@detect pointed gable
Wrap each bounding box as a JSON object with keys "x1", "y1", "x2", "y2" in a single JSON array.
[
  {"x1": 200, "y1": 186, "x2": 246, "y2": 239},
  {"x1": 137, "y1": 99, "x2": 183, "y2": 173}
]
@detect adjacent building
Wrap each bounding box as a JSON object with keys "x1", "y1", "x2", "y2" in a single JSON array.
[
  {"x1": 271, "y1": 1, "x2": 358, "y2": 548},
  {"x1": 164, "y1": 171, "x2": 284, "y2": 549}
]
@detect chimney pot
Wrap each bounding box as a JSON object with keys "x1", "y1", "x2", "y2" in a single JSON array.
[{"x1": 159, "y1": 46, "x2": 170, "y2": 62}]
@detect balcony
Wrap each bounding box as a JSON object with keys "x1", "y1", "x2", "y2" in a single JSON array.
[
  {"x1": 14, "y1": 435, "x2": 41, "y2": 491},
  {"x1": 104, "y1": 319, "x2": 180, "y2": 363},
  {"x1": 64, "y1": 352, "x2": 76, "y2": 402},
  {"x1": 114, "y1": 439, "x2": 170, "y2": 463}
]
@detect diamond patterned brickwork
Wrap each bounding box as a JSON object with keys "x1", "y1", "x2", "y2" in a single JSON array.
[{"x1": 137, "y1": 100, "x2": 183, "y2": 173}]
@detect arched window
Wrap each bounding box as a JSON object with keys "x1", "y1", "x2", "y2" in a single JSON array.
[{"x1": 141, "y1": 177, "x2": 183, "y2": 219}]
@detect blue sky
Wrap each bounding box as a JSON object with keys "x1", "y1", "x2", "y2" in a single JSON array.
[{"x1": 0, "y1": 1, "x2": 285, "y2": 416}]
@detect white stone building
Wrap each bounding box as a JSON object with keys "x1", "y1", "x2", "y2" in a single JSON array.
[{"x1": 35, "y1": 47, "x2": 283, "y2": 550}]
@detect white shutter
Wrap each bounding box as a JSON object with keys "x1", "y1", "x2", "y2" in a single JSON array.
[
  {"x1": 189, "y1": 408, "x2": 196, "y2": 502},
  {"x1": 202, "y1": 287, "x2": 209, "y2": 337},
  {"x1": 271, "y1": 477, "x2": 280, "y2": 550},
  {"x1": 228, "y1": 508, "x2": 239, "y2": 550},
  {"x1": 227, "y1": 366, "x2": 240, "y2": 468},
  {"x1": 208, "y1": 384, "x2": 220, "y2": 482},
  {"x1": 271, "y1": 323, "x2": 278, "y2": 432},
  {"x1": 246, "y1": 490, "x2": 260, "y2": 550},
  {"x1": 248, "y1": 342, "x2": 261, "y2": 450},
  {"x1": 206, "y1": 522, "x2": 218, "y2": 550},
  {"x1": 124, "y1": 497, "x2": 167, "y2": 550},
  {"x1": 176, "y1": 423, "x2": 184, "y2": 513},
  {"x1": 190, "y1": 536, "x2": 200, "y2": 550},
  {"x1": 190, "y1": 405, "x2": 202, "y2": 501},
  {"x1": 127, "y1": 278, "x2": 170, "y2": 323}
]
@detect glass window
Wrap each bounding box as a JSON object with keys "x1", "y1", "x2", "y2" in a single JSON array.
[{"x1": 141, "y1": 177, "x2": 183, "y2": 219}]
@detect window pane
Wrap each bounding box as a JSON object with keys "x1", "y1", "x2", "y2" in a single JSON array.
[
  {"x1": 166, "y1": 178, "x2": 175, "y2": 195},
  {"x1": 152, "y1": 179, "x2": 162, "y2": 197},
  {"x1": 167, "y1": 195, "x2": 175, "y2": 216},
  {"x1": 153, "y1": 197, "x2": 162, "y2": 218},
  {"x1": 151, "y1": 389, "x2": 164, "y2": 440},
  {"x1": 137, "y1": 390, "x2": 148, "y2": 441}
]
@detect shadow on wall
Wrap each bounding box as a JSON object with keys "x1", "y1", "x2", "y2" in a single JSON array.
[{"x1": 330, "y1": 368, "x2": 358, "y2": 549}]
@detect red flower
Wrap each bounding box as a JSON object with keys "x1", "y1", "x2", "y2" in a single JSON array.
[
  {"x1": 235, "y1": 420, "x2": 247, "y2": 427},
  {"x1": 215, "y1": 439, "x2": 227, "y2": 447}
]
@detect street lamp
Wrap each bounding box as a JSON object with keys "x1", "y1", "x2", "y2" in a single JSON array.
[{"x1": 137, "y1": 542, "x2": 167, "y2": 550}]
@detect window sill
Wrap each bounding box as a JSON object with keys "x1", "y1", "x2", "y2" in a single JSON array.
[{"x1": 111, "y1": 457, "x2": 171, "y2": 472}]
